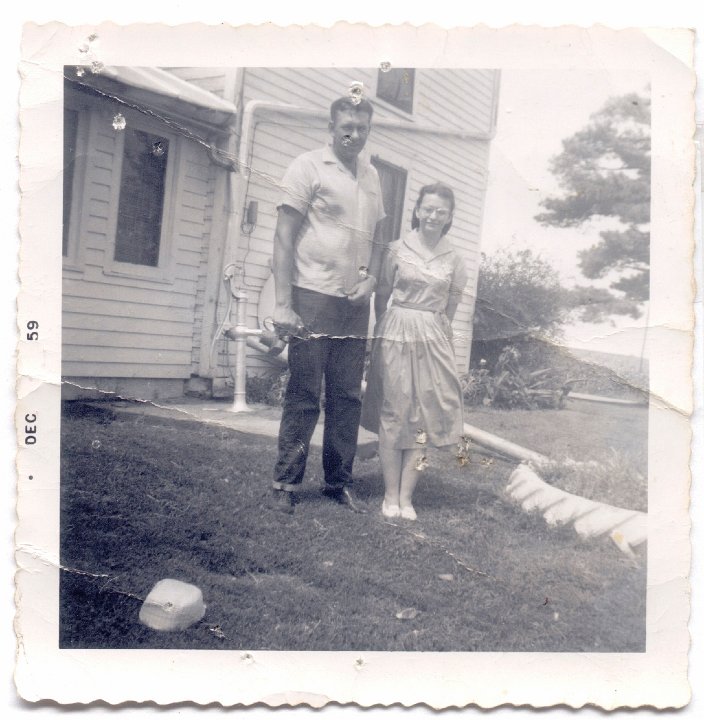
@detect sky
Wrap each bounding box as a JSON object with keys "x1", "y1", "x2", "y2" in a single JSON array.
[{"x1": 481, "y1": 69, "x2": 651, "y2": 358}]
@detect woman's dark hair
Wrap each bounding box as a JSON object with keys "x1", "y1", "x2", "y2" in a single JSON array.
[
  {"x1": 411, "y1": 182, "x2": 455, "y2": 236},
  {"x1": 329, "y1": 97, "x2": 374, "y2": 122}
]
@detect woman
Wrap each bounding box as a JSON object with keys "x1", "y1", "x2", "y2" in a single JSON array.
[{"x1": 361, "y1": 183, "x2": 469, "y2": 520}]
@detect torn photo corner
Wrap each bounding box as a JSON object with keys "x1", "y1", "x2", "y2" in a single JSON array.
[{"x1": 15, "y1": 22, "x2": 695, "y2": 709}]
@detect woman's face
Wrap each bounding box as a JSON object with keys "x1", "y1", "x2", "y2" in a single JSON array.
[{"x1": 416, "y1": 193, "x2": 453, "y2": 236}]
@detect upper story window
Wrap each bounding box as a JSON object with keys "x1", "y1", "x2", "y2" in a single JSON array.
[
  {"x1": 376, "y1": 68, "x2": 415, "y2": 114},
  {"x1": 114, "y1": 128, "x2": 170, "y2": 267}
]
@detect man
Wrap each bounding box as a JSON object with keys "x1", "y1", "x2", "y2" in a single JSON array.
[{"x1": 270, "y1": 96, "x2": 386, "y2": 513}]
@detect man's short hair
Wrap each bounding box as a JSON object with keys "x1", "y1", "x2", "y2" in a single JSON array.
[{"x1": 329, "y1": 96, "x2": 374, "y2": 123}]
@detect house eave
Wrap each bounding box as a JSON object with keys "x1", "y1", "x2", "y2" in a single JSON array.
[{"x1": 66, "y1": 66, "x2": 237, "y2": 135}]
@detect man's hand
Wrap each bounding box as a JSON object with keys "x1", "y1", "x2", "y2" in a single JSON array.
[
  {"x1": 344, "y1": 276, "x2": 376, "y2": 305},
  {"x1": 273, "y1": 305, "x2": 305, "y2": 337}
]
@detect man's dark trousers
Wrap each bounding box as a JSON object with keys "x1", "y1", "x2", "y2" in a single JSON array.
[{"x1": 273, "y1": 286, "x2": 369, "y2": 492}]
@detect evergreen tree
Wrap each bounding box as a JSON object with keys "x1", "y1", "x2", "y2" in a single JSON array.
[{"x1": 535, "y1": 92, "x2": 650, "y2": 320}]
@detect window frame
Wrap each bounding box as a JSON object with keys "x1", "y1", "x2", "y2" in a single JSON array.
[
  {"x1": 62, "y1": 95, "x2": 91, "y2": 271},
  {"x1": 102, "y1": 111, "x2": 180, "y2": 283},
  {"x1": 374, "y1": 67, "x2": 416, "y2": 116},
  {"x1": 371, "y1": 155, "x2": 408, "y2": 242}
]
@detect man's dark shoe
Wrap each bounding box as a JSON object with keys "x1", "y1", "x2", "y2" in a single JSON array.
[
  {"x1": 270, "y1": 489, "x2": 295, "y2": 514},
  {"x1": 321, "y1": 486, "x2": 366, "y2": 513}
]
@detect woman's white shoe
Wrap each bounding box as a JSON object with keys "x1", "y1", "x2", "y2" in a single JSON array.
[
  {"x1": 382, "y1": 501, "x2": 401, "y2": 519},
  {"x1": 400, "y1": 505, "x2": 417, "y2": 521}
]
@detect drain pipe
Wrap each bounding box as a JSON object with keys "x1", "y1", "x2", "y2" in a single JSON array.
[
  {"x1": 463, "y1": 423, "x2": 549, "y2": 465},
  {"x1": 220, "y1": 102, "x2": 311, "y2": 412},
  {"x1": 221, "y1": 267, "x2": 283, "y2": 413},
  {"x1": 224, "y1": 285, "x2": 263, "y2": 413}
]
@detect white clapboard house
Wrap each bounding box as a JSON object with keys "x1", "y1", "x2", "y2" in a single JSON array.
[{"x1": 62, "y1": 67, "x2": 499, "y2": 400}]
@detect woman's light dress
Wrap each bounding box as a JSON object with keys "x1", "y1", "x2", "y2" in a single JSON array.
[{"x1": 361, "y1": 230, "x2": 469, "y2": 449}]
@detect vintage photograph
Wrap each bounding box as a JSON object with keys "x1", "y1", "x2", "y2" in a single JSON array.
[
  {"x1": 15, "y1": 22, "x2": 693, "y2": 708},
  {"x1": 59, "y1": 63, "x2": 649, "y2": 652}
]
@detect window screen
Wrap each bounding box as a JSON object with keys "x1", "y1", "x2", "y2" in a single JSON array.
[
  {"x1": 376, "y1": 68, "x2": 415, "y2": 113},
  {"x1": 114, "y1": 129, "x2": 169, "y2": 267}
]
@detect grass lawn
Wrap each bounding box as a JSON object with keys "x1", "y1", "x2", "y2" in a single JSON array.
[
  {"x1": 60, "y1": 402, "x2": 646, "y2": 652},
  {"x1": 467, "y1": 399, "x2": 647, "y2": 471}
]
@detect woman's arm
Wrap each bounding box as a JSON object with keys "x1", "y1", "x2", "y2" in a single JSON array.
[
  {"x1": 373, "y1": 240, "x2": 397, "y2": 321},
  {"x1": 445, "y1": 296, "x2": 460, "y2": 323},
  {"x1": 445, "y1": 255, "x2": 469, "y2": 322}
]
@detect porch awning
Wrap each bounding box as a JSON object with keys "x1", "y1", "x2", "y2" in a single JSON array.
[{"x1": 67, "y1": 66, "x2": 238, "y2": 129}]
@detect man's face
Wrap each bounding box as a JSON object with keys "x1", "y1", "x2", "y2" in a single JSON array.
[{"x1": 329, "y1": 109, "x2": 372, "y2": 164}]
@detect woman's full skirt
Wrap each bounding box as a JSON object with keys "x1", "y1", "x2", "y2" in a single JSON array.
[{"x1": 361, "y1": 305, "x2": 464, "y2": 450}]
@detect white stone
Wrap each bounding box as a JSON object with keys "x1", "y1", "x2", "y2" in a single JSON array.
[
  {"x1": 505, "y1": 462, "x2": 647, "y2": 556},
  {"x1": 139, "y1": 579, "x2": 206, "y2": 632}
]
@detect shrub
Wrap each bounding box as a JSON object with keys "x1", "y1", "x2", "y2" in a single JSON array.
[
  {"x1": 246, "y1": 370, "x2": 289, "y2": 406},
  {"x1": 471, "y1": 336, "x2": 648, "y2": 402},
  {"x1": 462, "y1": 345, "x2": 571, "y2": 410},
  {"x1": 473, "y1": 249, "x2": 567, "y2": 343}
]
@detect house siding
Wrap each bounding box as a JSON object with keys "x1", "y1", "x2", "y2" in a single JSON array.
[
  {"x1": 62, "y1": 92, "x2": 215, "y2": 384},
  {"x1": 62, "y1": 67, "x2": 497, "y2": 396},
  {"x1": 189, "y1": 157, "x2": 216, "y2": 373}
]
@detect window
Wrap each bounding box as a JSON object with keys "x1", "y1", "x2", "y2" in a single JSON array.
[
  {"x1": 62, "y1": 108, "x2": 79, "y2": 256},
  {"x1": 376, "y1": 68, "x2": 415, "y2": 113},
  {"x1": 114, "y1": 128, "x2": 170, "y2": 267},
  {"x1": 371, "y1": 157, "x2": 407, "y2": 241}
]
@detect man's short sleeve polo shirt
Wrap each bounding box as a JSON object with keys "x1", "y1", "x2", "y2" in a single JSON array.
[{"x1": 278, "y1": 146, "x2": 386, "y2": 297}]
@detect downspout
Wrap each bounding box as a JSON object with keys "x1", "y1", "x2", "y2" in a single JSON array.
[{"x1": 197, "y1": 123, "x2": 238, "y2": 379}]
